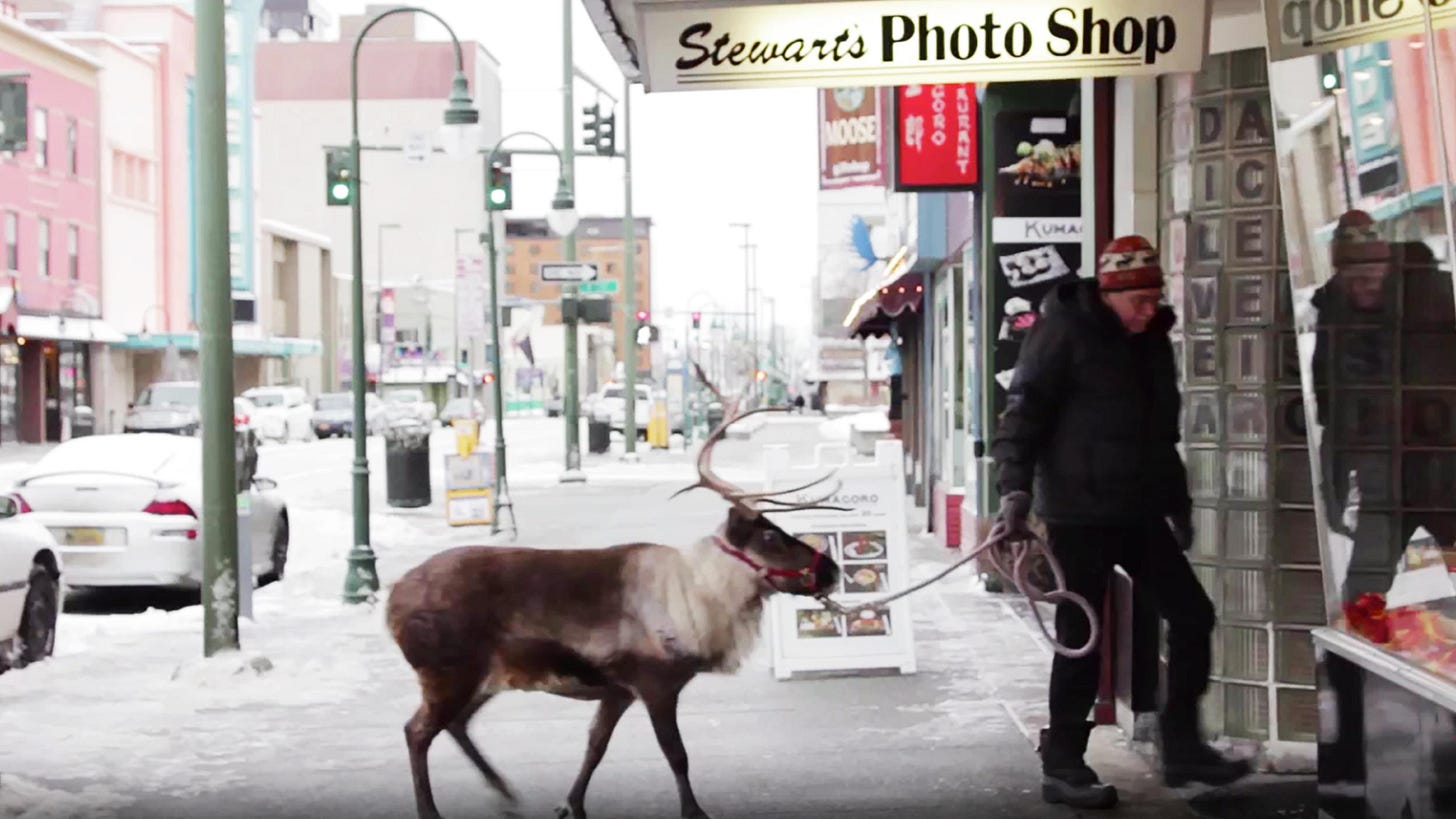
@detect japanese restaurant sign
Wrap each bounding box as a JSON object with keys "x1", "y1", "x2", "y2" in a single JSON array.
[
  {"x1": 819, "y1": 87, "x2": 886, "y2": 189},
  {"x1": 893, "y1": 83, "x2": 980, "y2": 191},
  {"x1": 635, "y1": 0, "x2": 1211, "y2": 92},
  {"x1": 1263, "y1": 0, "x2": 1456, "y2": 61}
]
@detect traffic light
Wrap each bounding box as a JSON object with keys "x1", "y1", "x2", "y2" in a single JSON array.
[
  {"x1": 325, "y1": 146, "x2": 353, "y2": 206},
  {"x1": 486, "y1": 153, "x2": 513, "y2": 211},
  {"x1": 691, "y1": 311, "x2": 701, "y2": 329},
  {"x1": 581, "y1": 102, "x2": 617, "y2": 157},
  {"x1": 635, "y1": 309, "x2": 650, "y2": 346},
  {"x1": 755, "y1": 369, "x2": 767, "y2": 382},
  {"x1": 482, "y1": 371, "x2": 496, "y2": 385}
]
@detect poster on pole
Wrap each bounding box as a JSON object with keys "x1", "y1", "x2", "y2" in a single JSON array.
[
  {"x1": 766, "y1": 438, "x2": 917, "y2": 680},
  {"x1": 456, "y1": 255, "x2": 488, "y2": 338}
]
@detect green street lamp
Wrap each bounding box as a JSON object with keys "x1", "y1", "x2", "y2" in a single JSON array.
[
  {"x1": 343, "y1": 6, "x2": 477, "y2": 603},
  {"x1": 481, "y1": 131, "x2": 578, "y2": 534}
]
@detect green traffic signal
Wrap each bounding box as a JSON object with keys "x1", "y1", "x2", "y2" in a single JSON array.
[
  {"x1": 485, "y1": 154, "x2": 513, "y2": 212},
  {"x1": 325, "y1": 146, "x2": 353, "y2": 206}
]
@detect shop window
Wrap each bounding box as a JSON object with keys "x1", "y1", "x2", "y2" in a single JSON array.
[{"x1": 1268, "y1": 18, "x2": 1456, "y2": 684}]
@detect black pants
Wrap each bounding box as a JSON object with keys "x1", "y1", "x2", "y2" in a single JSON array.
[{"x1": 1045, "y1": 519, "x2": 1216, "y2": 743}]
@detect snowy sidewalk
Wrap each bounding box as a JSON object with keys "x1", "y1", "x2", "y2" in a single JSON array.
[{"x1": 0, "y1": 426, "x2": 1201, "y2": 819}]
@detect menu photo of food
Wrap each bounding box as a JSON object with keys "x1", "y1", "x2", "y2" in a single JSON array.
[
  {"x1": 843, "y1": 562, "x2": 889, "y2": 594},
  {"x1": 841, "y1": 531, "x2": 887, "y2": 561},
  {"x1": 999, "y1": 138, "x2": 1081, "y2": 188},
  {"x1": 795, "y1": 531, "x2": 839, "y2": 560},
  {"x1": 846, "y1": 607, "x2": 891, "y2": 637},
  {"x1": 796, "y1": 608, "x2": 844, "y2": 639}
]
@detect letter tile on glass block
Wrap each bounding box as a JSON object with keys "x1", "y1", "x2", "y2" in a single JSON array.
[
  {"x1": 1276, "y1": 628, "x2": 1316, "y2": 686},
  {"x1": 1222, "y1": 625, "x2": 1269, "y2": 682},
  {"x1": 1224, "y1": 681, "x2": 1270, "y2": 740},
  {"x1": 1186, "y1": 389, "x2": 1221, "y2": 443},
  {"x1": 1227, "y1": 391, "x2": 1270, "y2": 444},
  {"x1": 1275, "y1": 568, "x2": 1327, "y2": 626},
  {"x1": 1224, "y1": 567, "x2": 1271, "y2": 621},
  {"x1": 1223, "y1": 507, "x2": 1270, "y2": 561},
  {"x1": 1276, "y1": 390, "x2": 1307, "y2": 444},
  {"x1": 1225, "y1": 332, "x2": 1270, "y2": 384},
  {"x1": 1277, "y1": 687, "x2": 1319, "y2": 743}
]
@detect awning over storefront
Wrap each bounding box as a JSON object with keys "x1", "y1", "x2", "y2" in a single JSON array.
[
  {"x1": 113, "y1": 332, "x2": 323, "y2": 358},
  {"x1": 16, "y1": 313, "x2": 127, "y2": 344},
  {"x1": 842, "y1": 251, "x2": 931, "y2": 339}
]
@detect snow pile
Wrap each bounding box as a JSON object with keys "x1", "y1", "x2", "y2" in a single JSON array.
[
  {"x1": 818, "y1": 411, "x2": 891, "y2": 442},
  {"x1": 0, "y1": 774, "x2": 132, "y2": 819}
]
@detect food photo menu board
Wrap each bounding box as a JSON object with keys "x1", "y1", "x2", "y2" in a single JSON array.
[{"x1": 765, "y1": 439, "x2": 917, "y2": 680}]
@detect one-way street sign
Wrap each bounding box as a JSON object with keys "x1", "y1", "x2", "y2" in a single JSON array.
[{"x1": 537, "y1": 262, "x2": 599, "y2": 282}]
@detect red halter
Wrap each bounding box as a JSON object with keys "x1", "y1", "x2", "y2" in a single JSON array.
[{"x1": 712, "y1": 534, "x2": 824, "y2": 592}]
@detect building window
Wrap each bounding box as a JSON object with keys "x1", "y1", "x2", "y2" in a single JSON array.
[
  {"x1": 67, "y1": 225, "x2": 78, "y2": 280},
  {"x1": 37, "y1": 219, "x2": 49, "y2": 277},
  {"x1": 3, "y1": 212, "x2": 16, "y2": 272},
  {"x1": 67, "y1": 118, "x2": 77, "y2": 176},
  {"x1": 33, "y1": 108, "x2": 47, "y2": 168}
]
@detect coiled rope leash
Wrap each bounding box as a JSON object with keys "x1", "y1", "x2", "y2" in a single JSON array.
[{"x1": 814, "y1": 521, "x2": 1100, "y2": 659}]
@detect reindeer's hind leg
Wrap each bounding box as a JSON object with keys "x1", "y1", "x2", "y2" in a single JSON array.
[
  {"x1": 557, "y1": 689, "x2": 635, "y2": 819},
  {"x1": 446, "y1": 693, "x2": 520, "y2": 811},
  {"x1": 639, "y1": 680, "x2": 709, "y2": 819},
  {"x1": 404, "y1": 668, "x2": 484, "y2": 819}
]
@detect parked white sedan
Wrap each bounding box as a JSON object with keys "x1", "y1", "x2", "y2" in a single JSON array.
[
  {"x1": 11, "y1": 434, "x2": 289, "y2": 590},
  {"x1": 0, "y1": 494, "x2": 63, "y2": 673}
]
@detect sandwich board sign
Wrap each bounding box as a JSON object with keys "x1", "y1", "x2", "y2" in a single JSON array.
[
  {"x1": 765, "y1": 437, "x2": 917, "y2": 680},
  {"x1": 444, "y1": 450, "x2": 494, "y2": 527}
]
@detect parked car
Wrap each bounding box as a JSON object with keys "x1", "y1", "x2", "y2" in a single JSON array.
[
  {"x1": 242, "y1": 385, "x2": 314, "y2": 443},
  {"x1": 0, "y1": 494, "x2": 62, "y2": 674},
  {"x1": 381, "y1": 388, "x2": 436, "y2": 426},
  {"x1": 123, "y1": 381, "x2": 201, "y2": 435},
  {"x1": 312, "y1": 391, "x2": 384, "y2": 438},
  {"x1": 592, "y1": 383, "x2": 684, "y2": 438},
  {"x1": 11, "y1": 434, "x2": 290, "y2": 589},
  {"x1": 438, "y1": 397, "x2": 485, "y2": 425},
  {"x1": 545, "y1": 393, "x2": 564, "y2": 417}
]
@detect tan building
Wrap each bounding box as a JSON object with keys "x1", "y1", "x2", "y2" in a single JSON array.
[{"x1": 504, "y1": 216, "x2": 651, "y2": 376}]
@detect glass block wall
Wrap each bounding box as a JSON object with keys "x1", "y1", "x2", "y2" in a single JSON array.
[{"x1": 1158, "y1": 48, "x2": 1323, "y2": 744}]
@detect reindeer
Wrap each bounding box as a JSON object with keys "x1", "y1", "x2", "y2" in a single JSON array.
[{"x1": 386, "y1": 393, "x2": 846, "y2": 819}]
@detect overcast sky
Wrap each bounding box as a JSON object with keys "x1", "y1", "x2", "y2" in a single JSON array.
[{"x1": 325, "y1": 0, "x2": 821, "y2": 350}]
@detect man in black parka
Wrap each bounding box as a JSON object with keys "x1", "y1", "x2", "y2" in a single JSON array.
[{"x1": 991, "y1": 235, "x2": 1249, "y2": 808}]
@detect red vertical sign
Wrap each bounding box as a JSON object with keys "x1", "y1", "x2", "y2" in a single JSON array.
[{"x1": 893, "y1": 84, "x2": 980, "y2": 191}]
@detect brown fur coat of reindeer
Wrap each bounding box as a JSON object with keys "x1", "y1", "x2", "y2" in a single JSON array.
[{"x1": 386, "y1": 395, "x2": 845, "y2": 819}]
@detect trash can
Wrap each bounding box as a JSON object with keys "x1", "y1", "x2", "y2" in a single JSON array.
[
  {"x1": 705, "y1": 401, "x2": 725, "y2": 433},
  {"x1": 70, "y1": 405, "x2": 95, "y2": 438},
  {"x1": 384, "y1": 419, "x2": 432, "y2": 508},
  {"x1": 587, "y1": 418, "x2": 611, "y2": 454}
]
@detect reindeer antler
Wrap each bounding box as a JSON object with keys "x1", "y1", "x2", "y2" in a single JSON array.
[{"x1": 673, "y1": 359, "x2": 845, "y2": 511}]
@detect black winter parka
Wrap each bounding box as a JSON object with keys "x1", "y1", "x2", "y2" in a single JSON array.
[{"x1": 990, "y1": 280, "x2": 1192, "y2": 525}]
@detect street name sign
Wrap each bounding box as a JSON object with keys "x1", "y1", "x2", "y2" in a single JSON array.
[
  {"x1": 537, "y1": 262, "x2": 599, "y2": 282},
  {"x1": 579, "y1": 279, "x2": 619, "y2": 294}
]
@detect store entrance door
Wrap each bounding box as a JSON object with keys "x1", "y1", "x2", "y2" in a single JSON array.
[{"x1": 43, "y1": 342, "x2": 61, "y2": 442}]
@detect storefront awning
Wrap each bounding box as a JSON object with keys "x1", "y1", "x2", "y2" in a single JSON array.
[
  {"x1": 112, "y1": 332, "x2": 323, "y2": 358},
  {"x1": 842, "y1": 251, "x2": 931, "y2": 339},
  {"x1": 16, "y1": 313, "x2": 127, "y2": 344}
]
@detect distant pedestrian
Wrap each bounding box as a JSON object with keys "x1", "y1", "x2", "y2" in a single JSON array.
[
  {"x1": 990, "y1": 235, "x2": 1250, "y2": 809},
  {"x1": 793, "y1": 394, "x2": 805, "y2": 414}
]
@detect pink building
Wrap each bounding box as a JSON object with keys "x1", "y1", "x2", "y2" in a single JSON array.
[{"x1": 0, "y1": 7, "x2": 110, "y2": 444}]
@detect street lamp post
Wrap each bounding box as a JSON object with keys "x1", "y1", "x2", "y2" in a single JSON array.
[
  {"x1": 482, "y1": 130, "x2": 578, "y2": 534},
  {"x1": 344, "y1": 6, "x2": 478, "y2": 603}
]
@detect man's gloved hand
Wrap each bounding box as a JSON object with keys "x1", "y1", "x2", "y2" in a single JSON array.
[
  {"x1": 997, "y1": 491, "x2": 1033, "y2": 539},
  {"x1": 1169, "y1": 512, "x2": 1194, "y2": 552}
]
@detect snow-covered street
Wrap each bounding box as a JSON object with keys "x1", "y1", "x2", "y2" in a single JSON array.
[{"x1": 0, "y1": 418, "x2": 1201, "y2": 819}]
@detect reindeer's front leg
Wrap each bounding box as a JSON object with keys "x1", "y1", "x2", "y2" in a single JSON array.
[
  {"x1": 558, "y1": 690, "x2": 634, "y2": 819},
  {"x1": 639, "y1": 680, "x2": 709, "y2": 819}
]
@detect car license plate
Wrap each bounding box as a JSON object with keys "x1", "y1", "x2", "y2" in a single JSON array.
[{"x1": 52, "y1": 527, "x2": 125, "y2": 547}]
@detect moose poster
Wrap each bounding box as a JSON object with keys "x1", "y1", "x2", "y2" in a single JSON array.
[{"x1": 764, "y1": 438, "x2": 917, "y2": 679}]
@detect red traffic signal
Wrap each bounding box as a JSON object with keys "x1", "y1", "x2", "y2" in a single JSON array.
[
  {"x1": 691, "y1": 311, "x2": 701, "y2": 327},
  {"x1": 482, "y1": 372, "x2": 496, "y2": 384},
  {"x1": 636, "y1": 309, "x2": 649, "y2": 322}
]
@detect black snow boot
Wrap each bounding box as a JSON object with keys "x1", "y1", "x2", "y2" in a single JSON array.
[
  {"x1": 1158, "y1": 714, "x2": 1253, "y2": 788},
  {"x1": 1038, "y1": 722, "x2": 1119, "y2": 809}
]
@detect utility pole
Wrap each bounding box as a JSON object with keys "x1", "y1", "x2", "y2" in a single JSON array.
[
  {"x1": 195, "y1": 0, "x2": 239, "y2": 656},
  {"x1": 621, "y1": 74, "x2": 638, "y2": 459},
  {"x1": 559, "y1": 0, "x2": 585, "y2": 482}
]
